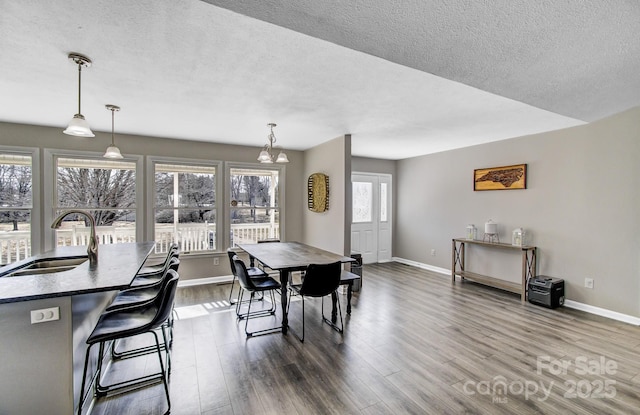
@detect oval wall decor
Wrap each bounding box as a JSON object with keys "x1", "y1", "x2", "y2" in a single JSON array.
[{"x1": 307, "y1": 173, "x2": 329, "y2": 212}]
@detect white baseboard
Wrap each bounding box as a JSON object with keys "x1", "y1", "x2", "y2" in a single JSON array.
[
  {"x1": 391, "y1": 257, "x2": 640, "y2": 326},
  {"x1": 178, "y1": 275, "x2": 232, "y2": 287},
  {"x1": 563, "y1": 300, "x2": 640, "y2": 326},
  {"x1": 392, "y1": 256, "x2": 450, "y2": 276}
]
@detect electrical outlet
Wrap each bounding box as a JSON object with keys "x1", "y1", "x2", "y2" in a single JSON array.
[
  {"x1": 431, "y1": 249, "x2": 436, "y2": 256},
  {"x1": 584, "y1": 278, "x2": 594, "y2": 289},
  {"x1": 30, "y1": 307, "x2": 60, "y2": 324},
  {"x1": 213, "y1": 257, "x2": 220, "y2": 266}
]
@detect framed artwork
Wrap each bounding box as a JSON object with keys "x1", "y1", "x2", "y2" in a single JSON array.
[
  {"x1": 307, "y1": 173, "x2": 329, "y2": 212},
  {"x1": 474, "y1": 164, "x2": 527, "y2": 191}
]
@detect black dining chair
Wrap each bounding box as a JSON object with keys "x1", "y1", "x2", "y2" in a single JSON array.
[
  {"x1": 77, "y1": 269, "x2": 180, "y2": 415},
  {"x1": 233, "y1": 255, "x2": 282, "y2": 337},
  {"x1": 227, "y1": 248, "x2": 268, "y2": 305},
  {"x1": 287, "y1": 261, "x2": 343, "y2": 343}
]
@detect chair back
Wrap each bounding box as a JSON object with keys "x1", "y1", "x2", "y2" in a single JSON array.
[
  {"x1": 227, "y1": 248, "x2": 238, "y2": 276},
  {"x1": 299, "y1": 261, "x2": 342, "y2": 298},
  {"x1": 233, "y1": 255, "x2": 257, "y2": 292},
  {"x1": 150, "y1": 269, "x2": 180, "y2": 330}
]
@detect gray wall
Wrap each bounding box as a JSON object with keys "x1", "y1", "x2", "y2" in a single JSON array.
[
  {"x1": 395, "y1": 106, "x2": 640, "y2": 317},
  {"x1": 0, "y1": 122, "x2": 305, "y2": 280},
  {"x1": 303, "y1": 135, "x2": 351, "y2": 255}
]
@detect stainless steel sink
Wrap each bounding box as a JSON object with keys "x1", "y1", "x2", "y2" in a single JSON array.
[{"x1": 3, "y1": 256, "x2": 88, "y2": 277}]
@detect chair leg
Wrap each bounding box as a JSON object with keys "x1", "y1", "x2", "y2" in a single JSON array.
[
  {"x1": 95, "y1": 332, "x2": 170, "y2": 405},
  {"x1": 228, "y1": 275, "x2": 238, "y2": 304},
  {"x1": 242, "y1": 290, "x2": 282, "y2": 338},
  {"x1": 322, "y1": 293, "x2": 344, "y2": 333},
  {"x1": 77, "y1": 343, "x2": 96, "y2": 415}
]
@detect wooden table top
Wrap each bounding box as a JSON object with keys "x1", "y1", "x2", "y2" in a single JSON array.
[{"x1": 238, "y1": 241, "x2": 355, "y2": 271}]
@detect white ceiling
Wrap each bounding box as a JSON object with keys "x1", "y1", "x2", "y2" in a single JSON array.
[{"x1": 0, "y1": 0, "x2": 638, "y2": 160}]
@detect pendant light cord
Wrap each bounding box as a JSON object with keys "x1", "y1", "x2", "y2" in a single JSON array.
[{"x1": 77, "y1": 63, "x2": 82, "y2": 115}]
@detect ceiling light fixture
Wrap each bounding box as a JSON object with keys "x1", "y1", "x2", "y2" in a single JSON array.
[
  {"x1": 63, "y1": 53, "x2": 95, "y2": 137},
  {"x1": 257, "y1": 123, "x2": 289, "y2": 163},
  {"x1": 103, "y1": 105, "x2": 123, "y2": 159}
]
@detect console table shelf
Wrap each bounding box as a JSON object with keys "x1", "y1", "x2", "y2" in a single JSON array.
[{"x1": 451, "y1": 238, "x2": 537, "y2": 303}]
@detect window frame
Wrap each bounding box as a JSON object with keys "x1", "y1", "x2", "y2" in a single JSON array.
[
  {"x1": 225, "y1": 162, "x2": 286, "y2": 249},
  {"x1": 44, "y1": 149, "x2": 143, "y2": 251},
  {"x1": 147, "y1": 156, "x2": 223, "y2": 256}
]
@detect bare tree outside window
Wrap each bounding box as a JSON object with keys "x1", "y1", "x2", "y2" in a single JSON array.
[{"x1": 55, "y1": 158, "x2": 136, "y2": 247}]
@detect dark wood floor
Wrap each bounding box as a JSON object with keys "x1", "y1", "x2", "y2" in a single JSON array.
[{"x1": 89, "y1": 262, "x2": 640, "y2": 415}]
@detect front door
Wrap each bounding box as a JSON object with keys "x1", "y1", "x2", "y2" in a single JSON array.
[{"x1": 351, "y1": 173, "x2": 392, "y2": 264}]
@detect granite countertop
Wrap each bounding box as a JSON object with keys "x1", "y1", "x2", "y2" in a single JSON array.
[{"x1": 0, "y1": 242, "x2": 155, "y2": 304}]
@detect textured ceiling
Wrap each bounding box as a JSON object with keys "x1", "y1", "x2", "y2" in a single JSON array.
[{"x1": 0, "y1": 0, "x2": 637, "y2": 159}]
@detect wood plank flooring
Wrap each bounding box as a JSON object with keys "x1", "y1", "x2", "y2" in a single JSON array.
[{"x1": 89, "y1": 262, "x2": 640, "y2": 414}]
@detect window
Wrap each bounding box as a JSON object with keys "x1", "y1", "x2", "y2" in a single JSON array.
[
  {"x1": 0, "y1": 153, "x2": 33, "y2": 264},
  {"x1": 229, "y1": 167, "x2": 281, "y2": 246},
  {"x1": 352, "y1": 181, "x2": 373, "y2": 223},
  {"x1": 153, "y1": 162, "x2": 217, "y2": 253},
  {"x1": 54, "y1": 157, "x2": 137, "y2": 247}
]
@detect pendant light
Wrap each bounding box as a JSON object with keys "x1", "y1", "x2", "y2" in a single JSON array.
[
  {"x1": 63, "y1": 53, "x2": 95, "y2": 137},
  {"x1": 103, "y1": 105, "x2": 123, "y2": 159},
  {"x1": 257, "y1": 123, "x2": 289, "y2": 163}
]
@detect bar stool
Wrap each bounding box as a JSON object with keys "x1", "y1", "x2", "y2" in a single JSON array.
[
  {"x1": 77, "y1": 269, "x2": 180, "y2": 415},
  {"x1": 106, "y1": 258, "x2": 180, "y2": 359}
]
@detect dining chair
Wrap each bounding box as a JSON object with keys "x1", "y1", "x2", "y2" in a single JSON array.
[
  {"x1": 227, "y1": 248, "x2": 268, "y2": 304},
  {"x1": 232, "y1": 255, "x2": 282, "y2": 337},
  {"x1": 77, "y1": 269, "x2": 180, "y2": 415},
  {"x1": 287, "y1": 261, "x2": 343, "y2": 343}
]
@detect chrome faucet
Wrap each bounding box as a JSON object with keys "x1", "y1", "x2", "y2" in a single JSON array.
[{"x1": 51, "y1": 209, "x2": 98, "y2": 264}]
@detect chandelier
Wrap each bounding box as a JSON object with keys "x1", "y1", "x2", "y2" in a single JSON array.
[{"x1": 257, "y1": 123, "x2": 289, "y2": 163}]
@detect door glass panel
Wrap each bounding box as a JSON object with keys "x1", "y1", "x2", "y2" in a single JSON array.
[
  {"x1": 352, "y1": 181, "x2": 372, "y2": 223},
  {"x1": 380, "y1": 182, "x2": 388, "y2": 222}
]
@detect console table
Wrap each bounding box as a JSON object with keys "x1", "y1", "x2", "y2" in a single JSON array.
[{"x1": 451, "y1": 238, "x2": 537, "y2": 303}]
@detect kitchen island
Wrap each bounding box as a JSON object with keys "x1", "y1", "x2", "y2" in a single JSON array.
[{"x1": 0, "y1": 242, "x2": 155, "y2": 414}]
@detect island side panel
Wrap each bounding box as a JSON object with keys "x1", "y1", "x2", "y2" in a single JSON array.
[{"x1": 0, "y1": 297, "x2": 74, "y2": 414}]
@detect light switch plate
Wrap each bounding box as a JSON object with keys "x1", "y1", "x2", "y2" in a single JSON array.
[{"x1": 30, "y1": 307, "x2": 60, "y2": 324}]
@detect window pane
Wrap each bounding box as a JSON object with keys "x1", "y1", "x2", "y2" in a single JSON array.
[
  {"x1": 0, "y1": 210, "x2": 31, "y2": 265},
  {"x1": 154, "y1": 163, "x2": 217, "y2": 253},
  {"x1": 57, "y1": 158, "x2": 136, "y2": 211},
  {"x1": 53, "y1": 209, "x2": 136, "y2": 246},
  {"x1": 230, "y1": 168, "x2": 279, "y2": 207},
  {"x1": 380, "y1": 182, "x2": 388, "y2": 222},
  {"x1": 0, "y1": 153, "x2": 33, "y2": 265},
  {"x1": 0, "y1": 154, "x2": 32, "y2": 207},
  {"x1": 154, "y1": 208, "x2": 216, "y2": 252},
  {"x1": 155, "y1": 163, "x2": 216, "y2": 208},
  {"x1": 353, "y1": 182, "x2": 372, "y2": 223},
  {"x1": 230, "y1": 208, "x2": 280, "y2": 246},
  {"x1": 55, "y1": 157, "x2": 137, "y2": 248}
]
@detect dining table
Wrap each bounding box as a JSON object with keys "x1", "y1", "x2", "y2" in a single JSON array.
[{"x1": 238, "y1": 241, "x2": 355, "y2": 334}]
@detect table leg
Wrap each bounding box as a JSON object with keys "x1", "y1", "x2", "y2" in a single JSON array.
[
  {"x1": 346, "y1": 282, "x2": 353, "y2": 315},
  {"x1": 279, "y1": 269, "x2": 289, "y2": 334},
  {"x1": 331, "y1": 291, "x2": 338, "y2": 323}
]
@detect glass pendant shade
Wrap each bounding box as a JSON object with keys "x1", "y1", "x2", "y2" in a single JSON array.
[
  {"x1": 257, "y1": 149, "x2": 273, "y2": 163},
  {"x1": 275, "y1": 151, "x2": 289, "y2": 163},
  {"x1": 64, "y1": 114, "x2": 95, "y2": 137},
  {"x1": 103, "y1": 144, "x2": 123, "y2": 159}
]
